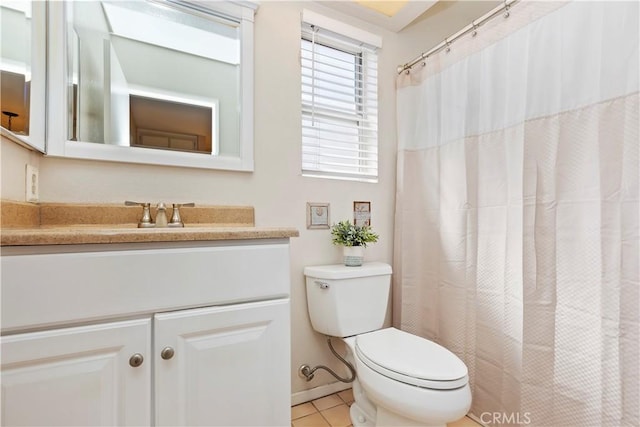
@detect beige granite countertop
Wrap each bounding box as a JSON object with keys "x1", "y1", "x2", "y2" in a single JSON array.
[
  {"x1": 1, "y1": 201, "x2": 299, "y2": 246},
  {"x1": 0, "y1": 225, "x2": 299, "y2": 246}
]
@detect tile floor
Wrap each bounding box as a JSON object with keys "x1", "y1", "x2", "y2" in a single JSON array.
[{"x1": 291, "y1": 389, "x2": 482, "y2": 427}]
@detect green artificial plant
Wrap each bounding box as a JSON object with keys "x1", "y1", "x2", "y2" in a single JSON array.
[{"x1": 330, "y1": 220, "x2": 379, "y2": 247}]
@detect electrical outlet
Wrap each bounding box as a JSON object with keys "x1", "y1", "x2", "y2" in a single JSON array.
[{"x1": 25, "y1": 165, "x2": 39, "y2": 202}]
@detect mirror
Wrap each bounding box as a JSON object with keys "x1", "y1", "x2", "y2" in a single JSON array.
[
  {"x1": 0, "y1": 1, "x2": 46, "y2": 152},
  {"x1": 47, "y1": 0, "x2": 256, "y2": 170}
]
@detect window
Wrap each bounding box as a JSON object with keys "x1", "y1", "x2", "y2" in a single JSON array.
[{"x1": 301, "y1": 15, "x2": 379, "y2": 182}]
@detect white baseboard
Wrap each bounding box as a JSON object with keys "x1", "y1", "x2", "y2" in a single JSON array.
[{"x1": 291, "y1": 381, "x2": 352, "y2": 406}]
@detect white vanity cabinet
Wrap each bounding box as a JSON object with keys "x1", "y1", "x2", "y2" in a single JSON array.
[{"x1": 1, "y1": 239, "x2": 292, "y2": 426}]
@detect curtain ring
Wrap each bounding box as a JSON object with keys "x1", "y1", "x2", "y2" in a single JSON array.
[
  {"x1": 445, "y1": 38, "x2": 451, "y2": 53},
  {"x1": 504, "y1": 1, "x2": 510, "y2": 18},
  {"x1": 471, "y1": 20, "x2": 479, "y2": 37}
]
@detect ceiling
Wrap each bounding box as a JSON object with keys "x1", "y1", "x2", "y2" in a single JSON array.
[{"x1": 315, "y1": 0, "x2": 438, "y2": 32}]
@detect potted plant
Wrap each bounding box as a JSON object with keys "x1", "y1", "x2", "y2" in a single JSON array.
[{"x1": 330, "y1": 220, "x2": 379, "y2": 266}]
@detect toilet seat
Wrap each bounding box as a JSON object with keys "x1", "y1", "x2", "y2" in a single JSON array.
[{"x1": 355, "y1": 328, "x2": 468, "y2": 390}]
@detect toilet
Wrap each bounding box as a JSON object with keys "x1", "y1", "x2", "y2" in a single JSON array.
[{"x1": 304, "y1": 262, "x2": 471, "y2": 427}]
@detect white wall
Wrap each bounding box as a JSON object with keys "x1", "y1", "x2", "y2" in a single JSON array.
[
  {"x1": 1, "y1": 0, "x2": 501, "y2": 398},
  {"x1": 397, "y1": 0, "x2": 500, "y2": 63},
  {"x1": 0, "y1": 138, "x2": 41, "y2": 201}
]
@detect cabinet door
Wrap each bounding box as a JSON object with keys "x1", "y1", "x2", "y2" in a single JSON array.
[
  {"x1": 155, "y1": 299, "x2": 290, "y2": 426},
  {"x1": 1, "y1": 319, "x2": 151, "y2": 426}
]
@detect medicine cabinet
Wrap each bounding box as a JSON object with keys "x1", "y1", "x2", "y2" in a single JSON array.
[{"x1": 46, "y1": 0, "x2": 257, "y2": 171}]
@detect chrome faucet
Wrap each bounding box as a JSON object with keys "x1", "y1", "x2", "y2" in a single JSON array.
[
  {"x1": 168, "y1": 203, "x2": 195, "y2": 227},
  {"x1": 155, "y1": 203, "x2": 168, "y2": 228},
  {"x1": 125, "y1": 201, "x2": 195, "y2": 228}
]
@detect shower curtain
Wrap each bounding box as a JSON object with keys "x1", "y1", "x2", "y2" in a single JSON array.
[{"x1": 394, "y1": 2, "x2": 638, "y2": 426}]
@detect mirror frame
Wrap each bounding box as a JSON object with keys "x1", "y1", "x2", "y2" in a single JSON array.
[
  {"x1": 46, "y1": 0, "x2": 256, "y2": 171},
  {"x1": 0, "y1": 1, "x2": 46, "y2": 153}
]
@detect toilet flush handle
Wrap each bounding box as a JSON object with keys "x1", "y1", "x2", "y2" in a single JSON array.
[{"x1": 315, "y1": 280, "x2": 330, "y2": 289}]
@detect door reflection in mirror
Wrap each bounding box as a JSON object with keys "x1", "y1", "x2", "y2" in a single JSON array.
[{"x1": 130, "y1": 93, "x2": 216, "y2": 155}]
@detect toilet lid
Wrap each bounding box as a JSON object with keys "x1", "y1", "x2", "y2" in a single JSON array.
[{"x1": 355, "y1": 328, "x2": 468, "y2": 390}]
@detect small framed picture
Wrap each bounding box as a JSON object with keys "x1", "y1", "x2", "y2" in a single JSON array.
[
  {"x1": 307, "y1": 202, "x2": 330, "y2": 229},
  {"x1": 353, "y1": 201, "x2": 371, "y2": 227}
]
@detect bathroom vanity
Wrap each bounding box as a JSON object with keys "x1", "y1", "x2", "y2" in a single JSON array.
[{"x1": 1, "y1": 217, "x2": 297, "y2": 426}]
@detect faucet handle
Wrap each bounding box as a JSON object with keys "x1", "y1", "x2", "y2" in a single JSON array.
[
  {"x1": 124, "y1": 201, "x2": 155, "y2": 228},
  {"x1": 168, "y1": 202, "x2": 195, "y2": 228},
  {"x1": 174, "y1": 202, "x2": 195, "y2": 208}
]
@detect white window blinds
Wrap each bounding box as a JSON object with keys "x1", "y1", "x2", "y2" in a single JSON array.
[{"x1": 301, "y1": 17, "x2": 379, "y2": 182}]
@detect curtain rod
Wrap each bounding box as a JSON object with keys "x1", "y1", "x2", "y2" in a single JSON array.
[{"x1": 396, "y1": 0, "x2": 520, "y2": 74}]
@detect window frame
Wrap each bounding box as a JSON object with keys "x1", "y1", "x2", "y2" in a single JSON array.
[{"x1": 300, "y1": 23, "x2": 379, "y2": 182}]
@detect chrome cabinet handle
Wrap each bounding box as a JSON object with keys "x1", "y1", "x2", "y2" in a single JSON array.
[
  {"x1": 161, "y1": 346, "x2": 175, "y2": 360},
  {"x1": 129, "y1": 353, "x2": 144, "y2": 367}
]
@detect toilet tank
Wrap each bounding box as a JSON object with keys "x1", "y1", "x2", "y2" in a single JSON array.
[{"x1": 304, "y1": 262, "x2": 392, "y2": 337}]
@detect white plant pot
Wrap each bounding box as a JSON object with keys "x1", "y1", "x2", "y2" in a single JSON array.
[{"x1": 343, "y1": 246, "x2": 364, "y2": 267}]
